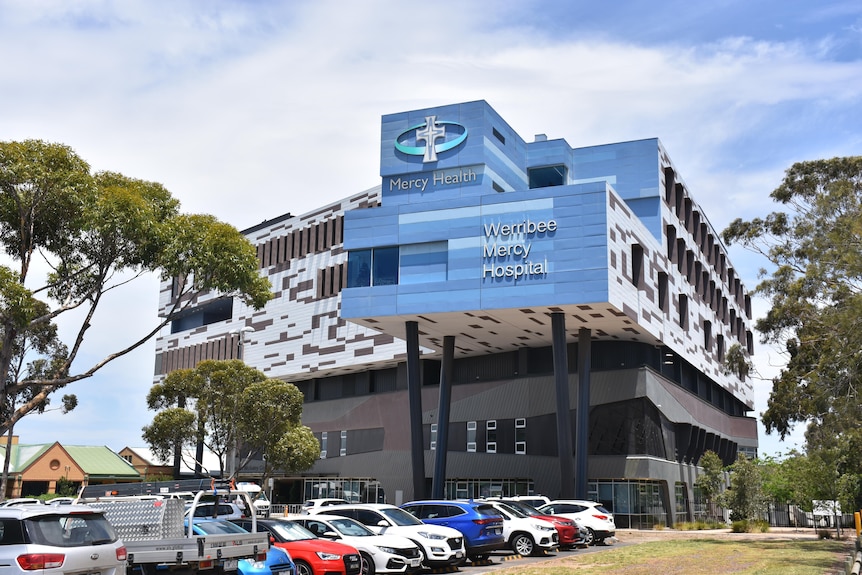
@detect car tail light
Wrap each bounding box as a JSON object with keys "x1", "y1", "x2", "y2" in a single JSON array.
[
  {"x1": 472, "y1": 518, "x2": 500, "y2": 525},
  {"x1": 593, "y1": 514, "x2": 608, "y2": 520},
  {"x1": 17, "y1": 553, "x2": 65, "y2": 570},
  {"x1": 255, "y1": 551, "x2": 267, "y2": 561},
  {"x1": 117, "y1": 546, "x2": 128, "y2": 561}
]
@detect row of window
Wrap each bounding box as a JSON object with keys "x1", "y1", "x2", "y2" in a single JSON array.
[
  {"x1": 255, "y1": 215, "x2": 344, "y2": 269},
  {"x1": 632, "y1": 245, "x2": 753, "y2": 358},
  {"x1": 431, "y1": 419, "x2": 528, "y2": 455}
]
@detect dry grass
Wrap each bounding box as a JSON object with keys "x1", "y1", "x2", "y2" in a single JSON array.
[{"x1": 493, "y1": 534, "x2": 852, "y2": 575}]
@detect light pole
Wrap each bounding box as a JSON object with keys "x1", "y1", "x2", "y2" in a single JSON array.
[{"x1": 228, "y1": 326, "x2": 255, "y2": 479}]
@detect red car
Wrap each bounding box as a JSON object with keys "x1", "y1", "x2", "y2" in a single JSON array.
[
  {"x1": 233, "y1": 518, "x2": 361, "y2": 575},
  {"x1": 498, "y1": 500, "x2": 585, "y2": 549}
]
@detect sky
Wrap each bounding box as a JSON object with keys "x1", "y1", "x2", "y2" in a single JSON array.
[{"x1": 2, "y1": 0, "x2": 861, "y2": 459}]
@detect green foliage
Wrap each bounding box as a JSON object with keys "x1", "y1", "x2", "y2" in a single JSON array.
[
  {"x1": 0, "y1": 138, "x2": 273, "y2": 498},
  {"x1": 722, "y1": 156, "x2": 862, "y2": 510},
  {"x1": 143, "y1": 360, "x2": 319, "y2": 481},
  {"x1": 695, "y1": 450, "x2": 725, "y2": 521},
  {"x1": 720, "y1": 454, "x2": 767, "y2": 522},
  {"x1": 54, "y1": 476, "x2": 76, "y2": 496}
]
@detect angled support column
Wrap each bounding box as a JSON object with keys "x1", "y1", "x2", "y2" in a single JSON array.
[
  {"x1": 432, "y1": 335, "x2": 455, "y2": 499},
  {"x1": 406, "y1": 320, "x2": 426, "y2": 500},
  {"x1": 552, "y1": 312, "x2": 575, "y2": 499},
  {"x1": 575, "y1": 327, "x2": 591, "y2": 499}
]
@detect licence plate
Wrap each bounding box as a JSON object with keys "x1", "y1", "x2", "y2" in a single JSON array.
[
  {"x1": 409, "y1": 558, "x2": 421, "y2": 567},
  {"x1": 456, "y1": 551, "x2": 464, "y2": 559},
  {"x1": 222, "y1": 559, "x2": 238, "y2": 571}
]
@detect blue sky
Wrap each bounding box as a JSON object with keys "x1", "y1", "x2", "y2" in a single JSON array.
[{"x1": 1, "y1": 0, "x2": 861, "y2": 458}]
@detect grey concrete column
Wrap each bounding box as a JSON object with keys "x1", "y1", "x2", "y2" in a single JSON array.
[
  {"x1": 432, "y1": 336, "x2": 455, "y2": 499},
  {"x1": 575, "y1": 327, "x2": 591, "y2": 500},
  {"x1": 405, "y1": 321, "x2": 425, "y2": 500},
  {"x1": 552, "y1": 312, "x2": 575, "y2": 499}
]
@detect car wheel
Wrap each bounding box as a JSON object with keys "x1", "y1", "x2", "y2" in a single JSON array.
[
  {"x1": 511, "y1": 532, "x2": 535, "y2": 556},
  {"x1": 360, "y1": 552, "x2": 376, "y2": 575},
  {"x1": 295, "y1": 559, "x2": 313, "y2": 575},
  {"x1": 583, "y1": 527, "x2": 596, "y2": 546}
]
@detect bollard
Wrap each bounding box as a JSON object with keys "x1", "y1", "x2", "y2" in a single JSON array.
[{"x1": 856, "y1": 511, "x2": 861, "y2": 537}]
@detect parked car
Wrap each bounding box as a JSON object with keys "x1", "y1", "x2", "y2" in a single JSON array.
[
  {"x1": 497, "y1": 499, "x2": 586, "y2": 549},
  {"x1": 47, "y1": 497, "x2": 78, "y2": 506},
  {"x1": 0, "y1": 498, "x2": 43, "y2": 507},
  {"x1": 400, "y1": 500, "x2": 505, "y2": 560},
  {"x1": 189, "y1": 519, "x2": 295, "y2": 575},
  {"x1": 186, "y1": 501, "x2": 247, "y2": 521},
  {"x1": 483, "y1": 501, "x2": 558, "y2": 556},
  {"x1": 241, "y1": 544, "x2": 296, "y2": 575},
  {"x1": 232, "y1": 517, "x2": 361, "y2": 575},
  {"x1": 538, "y1": 500, "x2": 616, "y2": 545},
  {"x1": 307, "y1": 504, "x2": 465, "y2": 569},
  {"x1": 0, "y1": 503, "x2": 127, "y2": 574},
  {"x1": 291, "y1": 514, "x2": 422, "y2": 574},
  {"x1": 499, "y1": 495, "x2": 550, "y2": 509},
  {"x1": 300, "y1": 498, "x2": 350, "y2": 514}
]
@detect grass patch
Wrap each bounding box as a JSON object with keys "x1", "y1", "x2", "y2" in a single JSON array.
[{"x1": 493, "y1": 538, "x2": 850, "y2": 575}]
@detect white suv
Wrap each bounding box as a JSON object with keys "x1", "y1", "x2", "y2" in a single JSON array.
[
  {"x1": 485, "y1": 501, "x2": 558, "y2": 556},
  {"x1": 308, "y1": 503, "x2": 465, "y2": 568},
  {"x1": 538, "y1": 500, "x2": 616, "y2": 545},
  {"x1": 0, "y1": 504, "x2": 127, "y2": 574}
]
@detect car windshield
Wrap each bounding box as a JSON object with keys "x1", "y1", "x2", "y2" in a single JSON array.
[
  {"x1": 504, "y1": 501, "x2": 540, "y2": 517},
  {"x1": 27, "y1": 513, "x2": 118, "y2": 547},
  {"x1": 270, "y1": 520, "x2": 317, "y2": 541},
  {"x1": 328, "y1": 517, "x2": 375, "y2": 537},
  {"x1": 192, "y1": 520, "x2": 249, "y2": 535},
  {"x1": 494, "y1": 503, "x2": 527, "y2": 519},
  {"x1": 380, "y1": 507, "x2": 424, "y2": 526}
]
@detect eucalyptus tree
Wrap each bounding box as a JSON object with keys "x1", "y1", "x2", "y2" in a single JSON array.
[
  {"x1": 0, "y1": 139, "x2": 272, "y2": 496},
  {"x1": 722, "y1": 157, "x2": 862, "y2": 448},
  {"x1": 143, "y1": 360, "x2": 319, "y2": 482}
]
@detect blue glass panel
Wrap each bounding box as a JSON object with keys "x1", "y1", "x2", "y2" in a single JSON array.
[
  {"x1": 372, "y1": 247, "x2": 399, "y2": 286},
  {"x1": 347, "y1": 249, "x2": 371, "y2": 288}
]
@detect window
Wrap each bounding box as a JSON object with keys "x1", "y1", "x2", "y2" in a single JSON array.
[
  {"x1": 486, "y1": 420, "x2": 497, "y2": 454},
  {"x1": 320, "y1": 432, "x2": 328, "y2": 459},
  {"x1": 515, "y1": 418, "x2": 526, "y2": 454},
  {"x1": 658, "y1": 272, "x2": 668, "y2": 313},
  {"x1": 703, "y1": 320, "x2": 712, "y2": 351},
  {"x1": 373, "y1": 247, "x2": 399, "y2": 286},
  {"x1": 340, "y1": 430, "x2": 347, "y2": 457},
  {"x1": 347, "y1": 250, "x2": 371, "y2": 287},
  {"x1": 467, "y1": 421, "x2": 477, "y2": 453},
  {"x1": 347, "y1": 247, "x2": 400, "y2": 287},
  {"x1": 678, "y1": 295, "x2": 688, "y2": 328},
  {"x1": 631, "y1": 244, "x2": 644, "y2": 288},
  {"x1": 528, "y1": 165, "x2": 567, "y2": 188},
  {"x1": 430, "y1": 423, "x2": 438, "y2": 451}
]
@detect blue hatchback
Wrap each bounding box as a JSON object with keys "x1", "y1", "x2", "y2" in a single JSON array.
[{"x1": 401, "y1": 500, "x2": 505, "y2": 560}]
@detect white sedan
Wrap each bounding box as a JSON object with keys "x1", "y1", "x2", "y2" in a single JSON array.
[{"x1": 290, "y1": 514, "x2": 423, "y2": 575}]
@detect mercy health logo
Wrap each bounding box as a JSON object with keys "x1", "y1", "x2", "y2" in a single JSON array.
[{"x1": 394, "y1": 115, "x2": 468, "y2": 163}]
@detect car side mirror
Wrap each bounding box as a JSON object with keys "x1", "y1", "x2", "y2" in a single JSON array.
[
  {"x1": 377, "y1": 520, "x2": 388, "y2": 528},
  {"x1": 322, "y1": 530, "x2": 339, "y2": 539}
]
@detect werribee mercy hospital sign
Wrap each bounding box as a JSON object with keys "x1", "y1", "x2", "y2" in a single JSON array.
[
  {"x1": 482, "y1": 219, "x2": 552, "y2": 280},
  {"x1": 391, "y1": 115, "x2": 552, "y2": 282}
]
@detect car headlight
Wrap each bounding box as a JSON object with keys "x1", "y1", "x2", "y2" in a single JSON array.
[
  {"x1": 533, "y1": 523, "x2": 554, "y2": 531},
  {"x1": 375, "y1": 545, "x2": 396, "y2": 554},
  {"x1": 417, "y1": 531, "x2": 446, "y2": 540},
  {"x1": 315, "y1": 552, "x2": 342, "y2": 561}
]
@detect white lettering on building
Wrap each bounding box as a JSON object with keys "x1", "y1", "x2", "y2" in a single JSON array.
[{"x1": 482, "y1": 218, "x2": 555, "y2": 281}]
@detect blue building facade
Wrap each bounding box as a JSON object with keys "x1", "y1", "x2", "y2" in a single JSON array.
[{"x1": 155, "y1": 100, "x2": 757, "y2": 527}]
